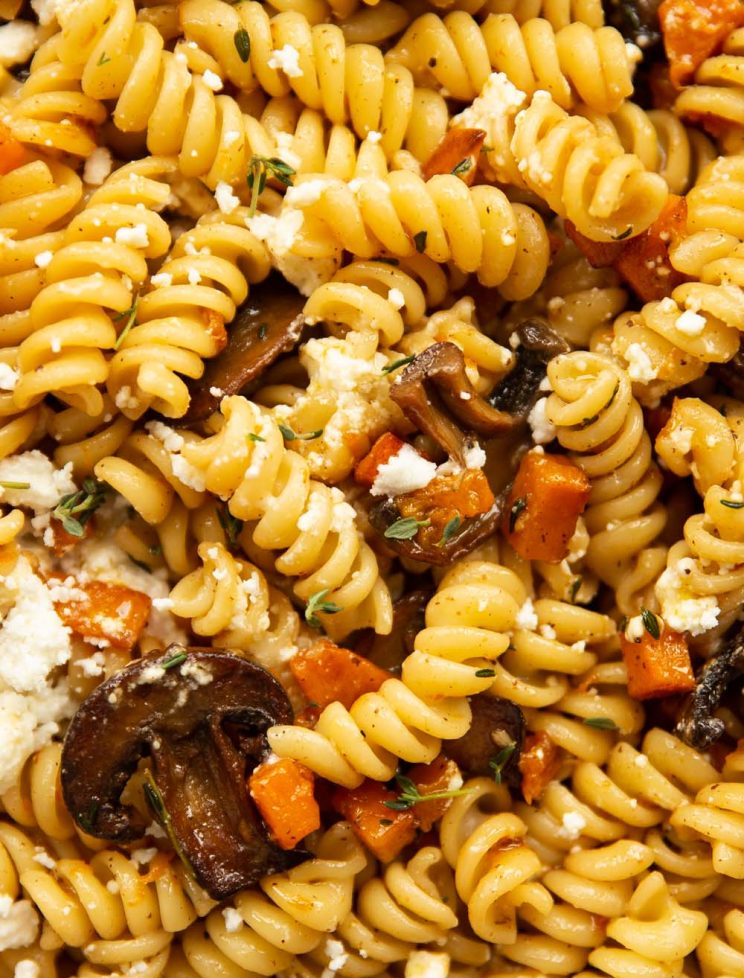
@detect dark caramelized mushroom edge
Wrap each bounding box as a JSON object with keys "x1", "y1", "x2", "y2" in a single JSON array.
[
  {"x1": 61, "y1": 646, "x2": 308, "y2": 899},
  {"x1": 676, "y1": 623, "x2": 744, "y2": 749}
]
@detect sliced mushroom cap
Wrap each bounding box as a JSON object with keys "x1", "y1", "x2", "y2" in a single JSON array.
[
  {"x1": 61, "y1": 647, "x2": 307, "y2": 899},
  {"x1": 443, "y1": 695, "x2": 524, "y2": 787},
  {"x1": 489, "y1": 320, "x2": 569, "y2": 418},
  {"x1": 676, "y1": 624, "x2": 744, "y2": 749},
  {"x1": 603, "y1": 0, "x2": 662, "y2": 49},
  {"x1": 185, "y1": 275, "x2": 305, "y2": 423}
]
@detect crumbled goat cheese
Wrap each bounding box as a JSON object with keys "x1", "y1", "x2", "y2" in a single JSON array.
[
  {"x1": 452, "y1": 72, "x2": 526, "y2": 181},
  {"x1": 0, "y1": 363, "x2": 18, "y2": 390},
  {"x1": 625, "y1": 615, "x2": 645, "y2": 642},
  {"x1": 222, "y1": 908, "x2": 243, "y2": 932},
  {"x1": 624, "y1": 343, "x2": 657, "y2": 384},
  {"x1": 285, "y1": 179, "x2": 328, "y2": 207},
  {"x1": 14, "y1": 960, "x2": 41, "y2": 978},
  {"x1": 131, "y1": 847, "x2": 158, "y2": 865},
  {"x1": 180, "y1": 658, "x2": 213, "y2": 686},
  {"x1": 77, "y1": 651, "x2": 106, "y2": 677},
  {"x1": 33, "y1": 251, "x2": 53, "y2": 269},
  {"x1": 655, "y1": 560, "x2": 720, "y2": 637},
  {"x1": 33, "y1": 849, "x2": 56, "y2": 869},
  {"x1": 83, "y1": 147, "x2": 113, "y2": 186},
  {"x1": 0, "y1": 451, "x2": 75, "y2": 511},
  {"x1": 559, "y1": 811, "x2": 586, "y2": 839},
  {"x1": 516, "y1": 598, "x2": 538, "y2": 631},
  {"x1": 30, "y1": 0, "x2": 61, "y2": 25},
  {"x1": 370, "y1": 444, "x2": 437, "y2": 497},
  {"x1": 214, "y1": 181, "x2": 241, "y2": 215},
  {"x1": 246, "y1": 210, "x2": 339, "y2": 296},
  {"x1": 387, "y1": 287, "x2": 405, "y2": 310},
  {"x1": 463, "y1": 443, "x2": 486, "y2": 470},
  {"x1": 324, "y1": 939, "x2": 349, "y2": 973},
  {"x1": 115, "y1": 224, "x2": 150, "y2": 248},
  {"x1": 202, "y1": 69, "x2": 223, "y2": 91},
  {"x1": 675, "y1": 309, "x2": 706, "y2": 336},
  {"x1": 150, "y1": 272, "x2": 173, "y2": 288},
  {"x1": 268, "y1": 44, "x2": 303, "y2": 77},
  {"x1": 405, "y1": 951, "x2": 450, "y2": 978},
  {"x1": 0, "y1": 894, "x2": 38, "y2": 951},
  {"x1": 0, "y1": 22, "x2": 39, "y2": 67},
  {"x1": 366, "y1": 130, "x2": 382, "y2": 143},
  {"x1": 527, "y1": 397, "x2": 556, "y2": 445}
]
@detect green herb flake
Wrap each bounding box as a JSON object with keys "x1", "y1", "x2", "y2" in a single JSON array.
[
  {"x1": 0, "y1": 481, "x2": 30, "y2": 490},
  {"x1": 247, "y1": 432, "x2": 266, "y2": 443},
  {"x1": 413, "y1": 230, "x2": 427, "y2": 253},
  {"x1": 258, "y1": 323, "x2": 268, "y2": 340},
  {"x1": 305, "y1": 588, "x2": 342, "y2": 628},
  {"x1": 382, "y1": 354, "x2": 415, "y2": 375},
  {"x1": 641, "y1": 606, "x2": 660, "y2": 640},
  {"x1": 438, "y1": 515, "x2": 461, "y2": 547},
  {"x1": 113, "y1": 296, "x2": 139, "y2": 350},
  {"x1": 247, "y1": 156, "x2": 296, "y2": 218},
  {"x1": 721, "y1": 499, "x2": 744, "y2": 509},
  {"x1": 509, "y1": 496, "x2": 527, "y2": 534},
  {"x1": 97, "y1": 51, "x2": 111, "y2": 66},
  {"x1": 451, "y1": 158, "x2": 473, "y2": 176},
  {"x1": 569, "y1": 577, "x2": 581, "y2": 603},
  {"x1": 162, "y1": 651, "x2": 187, "y2": 671},
  {"x1": 234, "y1": 27, "x2": 250, "y2": 63},
  {"x1": 383, "y1": 773, "x2": 473, "y2": 811},
  {"x1": 278, "y1": 424, "x2": 323, "y2": 442},
  {"x1": 575, "y1": 382, "x2": 619, "y2": 430},
  {"x1": 143, "y1": 770, "x2": 195, "y2": 877},
  {"x1": 488, "y1": 742, "x2": 516, "y2": 784},
  {"x1": 52, "y1": 478, "x2": 107, "y2": 538},
  {"x1": 613, "y1": 226, "x2": 633, "y2": 241},
  {"x1": 583, "y1": 717, "x2": 619, "y2": 731},
  {"x1": 475, "y1": 668, "x2": 495, "y2": 678},
  {"x1": 384, "y1": 517, "x2": 430, "y2": 540}
]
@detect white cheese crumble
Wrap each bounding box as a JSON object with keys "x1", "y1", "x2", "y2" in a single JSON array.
[
  {"x1": 0, "y1": 451, "x2": 75, "y2": 511},
  {"x1": 675, "y1": 309, "x2": 706, "y2": 336},
  {"x1": 370, "y1": 444, "x2": 437, "y2": 498},
  {"x1": 0, "y1": 22, "x2": 39, "y2": 67},
  {"x1": 624, "y1": 343, "x2": 657, "y2": 384},
  {"x1": 527, "y1": 397, "x2": 556, "y2": 445},
  {"x1": 150, "y1": 272, "x2": 172, "y2": 288},
  {"x1": 214, "y1": 181, "x2": 240, "y2": 215},
  {"x1": 405, "y1": 951, "x2": 450, "y2": 978},
  {"x1": 463, "y1": 443, "x2": 486, "y2": 470},
  {"x1": 0, "y1": 894, "x2": 38, "y2": 951},
  {"x1": 559, "y1": 811, "x2": 586, "y2": 839},
  {"x1": 655, "y1": 560, "x2": 719, "y2": 637},
  {"x1": 268, "y1": 44, "x2": 303, "y2": 77},
  {"x1": 202, "y1": 69, "x2": 223, "y2": 91},
  {"x1": 366, "y1": 130, "x2": 382, "y2": 143},
  {"x1": 0, "y1": 363, "x2": 18, "y2": 390},
  {"x1": 516, "y1": 598, "x2": 538, "y2": 631},
  {"x1": 115, "y1": 224, "x2": 150, "y2": 249},
  {"x1": 14, "y1": 960, "x2": 41, "y2": 978},
  {"x1": 324, "y1": 939, "x2": 349, "y2": 973},
  {"x1": 33, "y1": 251, "x2": 53, "y2": 269},
  {"x1": 285, "y1": 179, "x2": 328, "y2": 208},
  {"x1": 625, "y1": 615, "x2": 645, "y2": 642},
  {"x1": 83, "y1": 147, "x2": 113, "y2": 186},
  {"x1": 387, "y1": 287, "x2": 405, "y2": 310},
  {"x1": 453, "y1": 71, "x2": 526, "y2": 138},
  {"x1": 222, "y1": 907, "x2": 243, "y2": 932},
  {"x1": 131, "y1": 847, "x2": 158, "y2": 865}
]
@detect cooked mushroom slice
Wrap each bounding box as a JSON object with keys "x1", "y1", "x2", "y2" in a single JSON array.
[
  {"x1": 490, "y1": 319, "x2": 569, "y2": 418},
  {"x1": 676, "y1": 624, "x2": 744, "y2": 749},
  {"x1": 712, "y1": 347, "x2": 744, "y2": 402},
  {"x1": 444, "y1": 694, "x2": 524, "y2": 787},
  {"x1": 61, "y1": 646, "x2": 307, "y2": 899},
  {"x1": 390, "y1": 342, "x2": 519, "y2": 465},
  {"x1": 185, "y1": 275, "x2": 305, "y2": 422},
  {"x1": 603, "y1": 0, "x2": 662, "y2": 49},
  {"x1": 369, "y1": 494, "x2": 504, "y2": 567},
  {"x1": 356, "y1": 588, "x2": 432, "y2": 672}
]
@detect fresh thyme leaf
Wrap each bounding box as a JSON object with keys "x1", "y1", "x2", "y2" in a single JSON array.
[
  {"x1": 413, "y1": 230, "x2": 427, "y2": 253},
  {"x1": 258, "y1": 323, "x2": 268, "y2": 340},
  {"x1": 97, "y1": 51, "x2": 111, "y2": 66},
  {"x1": 234, "y1": 27, "x2": 250, "y2": 63},
  {"x1": 52, "y1": 478, "x2": 107, "y2": 537},
  {"x1": 641, "y1": 606, "x2": 660, "y2": 640},
  {"x1": 143, "y1": 770, "x2": 195, "y2": 878},
  {"x1": 162, "y1": 651, "x2": 187, "y2": 671},
  {"x1": 218, "y1": 506, "x2": 243, "y2": 547},
  {"x1": 383, "y1": 772, "x2": 473, "y2": 811},
  {"x1": 382, "y1": 354, "x2": 415, "y2": 375},
  {"x1": 721, "y1": 499, "x2": 744, "y2": 509},
  {"x1": 575, "y1": 382, "x2": 619, "y2": 430},
  {"x1": 278, "y1": 424, "x2": 323, "y2": 442},
  {"x1": 451, "y1": 158, "x2": 473, "y2": 176},
  {"x1": 583, "y1": 717, "x2": 619, "y2": 731},
  {"x1": 305, "y1": 588, "x2": 342, "y2": 627},
  {"x1": 488, "y1": 743, "x2": 516, "y2": 784},
  {"x1": 113, "y1": 296, "x2": 139, "y2": 350},
  {"x1": 438, "y1": 515, "x2": 461, "y2": 546},
  {"x1": 247, "y1": 156, "x2": 295, "y2": 217},
  {"x1": 0, "y1": 481, "x2": 30, "y2": 490},
  {"x1": 509, "y1": 496, "x2": 527, "y2": 534},
  {"x1": 247, "y1": 432, "x2": 266, "y2": 442},
  {"x1": 475, "y1": 668, "x2": 495, "y2": 678},
  {"x1": 613, "y1": 226, "x2": 633, "y2": 241},
  {"x1": 569, "y1": 577, "x2": 581, "y2": 603},
  {"x1": 149, "y1": 544, "x2": 163, "y2": 557},
  {"x1": 384, "y1": 517, "x2": 430, "y2": 540}
]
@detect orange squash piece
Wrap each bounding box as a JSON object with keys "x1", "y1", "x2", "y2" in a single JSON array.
[
  {"x1": 289, "y1": 639, "x2": 391, "y2": 711},
  {"x1": 614, "y1": 195, "x2": 688, "y2": 302},
  {"x1": 503, "y1": 452, "x2": 591, "y2": 563},
  {"x1": 519, "y1": 732, "x2": 562, "y2": 804},
  {"x1": 332, "y1": 780, "x2": 417, "y2": 863},
  {"x1": 354, "y1": 432, "x2": 406, "y2": 487},
  {"x1": 659, "y1": 0, "x2": 744, "y2": 87},
  {"x1": 53, "y1": 580, "x2": 152, "y2": 652},
  {"x1": 422, "y1": 128, "x2": 486, "y2": 185},
  {"x1": 621, "y1": 623, "x2": 696, "y2": 701},
  {"x1": 0, "y1": 121, "x2": 28, "y2": 176},
  {"x1": 249, "y1": 758, "x2": 321, "y2": 849},
  {"x1": 407, "y1": 755, "x2": 462, "y2": 831}
]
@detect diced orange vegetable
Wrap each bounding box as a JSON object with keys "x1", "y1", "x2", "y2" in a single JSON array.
[
  {"x1": 140, "y1": 852, "x2": 174, "y2": 884},
  {"x1": 53, "y1": 580, "x2": 152, "y2": 652},
  {"x1": 295, "y1": 705, "x2": 321, "y2": 729},
  {"x1": 659, "y1": 0, "x2": 744, "y2": 87},
  {"x1": 47, "y1": 519, "x2": 95, "y2": 557},
  {"x1": 249, "y1": 758, "x2": 321, "y2": 849},
  {"x1": 422, "y1": 128, "x2": 486, "y2": 186},
  {"x1": 621, "y1": 624, "x2": 696, "y2": 700},
  {"x1": 0, "y1": 121, "x2": 28, "y2": 176},
  {"x1": 203, "y1": 308, "x2": 228, "y2": 353},
  {"x1": 519, "y1": 732, "x2": 562, "y2": 805},
  {"x1": 332, "y1": 780, "x2": 417, "y2": 862},
  {"x1": 503, "y1": 452, "x2": 590, "y2": 563},
  {"x1": 354, "y1": 432, "x2": 406, "y2": 487},
  {"x1": 564, "y1": 221, "x2": 626, "y2": 268},
  {"x1": 615, "y1": 196, "x2": 688, "y2": 302},
  {"x1": 407, "y1": 755, "x2": 461, "y2": 831},
  {"x1": 289, "y1": 639, "x2": 391, "y2": 711},
  {"x1": 398, "y1": 469, "x2": 495, "y2": 547}
]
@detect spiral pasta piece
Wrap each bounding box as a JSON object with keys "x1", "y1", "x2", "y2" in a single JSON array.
[
  {"x1": 13, "y1": 157, "x2": 173, "y2": 418},
  {"x1": 472, "y1": 0, "x2": 604, "y2": 29},
  {"x1": 386, "y1": 11, "x2": 634, "y2": 112},
  {"x1": 268, "y1": 559, "x2": 524, "y2": 786},
  {"x1": 0, "y1": 743, "x2": 75, "y2": 842},
  {"x1": 697, "y1": 909, "x2": 744, "y2": 978},
  {"x1": 180, "y1": 822, "x2": 368, "y2": 978},
  {"x1": 671, "y1": 782, "x2": 744, "y2": 880},
  {"x1": 546, "y1": 351, "x2": 667, "y2": 613},
  {"x1": 675, "y1": 26, "x2": 744, "y2": 134}
]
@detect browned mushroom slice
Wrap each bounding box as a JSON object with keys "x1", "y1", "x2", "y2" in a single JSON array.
[
  {"x1": 444, "y1": 694, "x2": 525, "y2": 788},
  {"x1": 676, "y1": 623, "x2": 744, "y2": 749},
  {"x1": 489, "y1": 319, "x2": 569, "y2": 418},
  {"x1": 184, "y1": 275, "x2": 305, "y2": 422},
  {"x1": 61, "y1": 646, "x2": 307, "y2": 899},
  {"x1": 390, "y1": 342, "x2": 517, "y2": 465},
  {"x1": 711, "y1": 347, "x2": 744, "y2": 402},
  {"x1": 355, "y1": 588, "x2": 432, "y2": 672}
]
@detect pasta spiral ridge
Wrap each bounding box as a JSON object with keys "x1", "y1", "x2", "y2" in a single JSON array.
[
  {"x1": 671, "y1": 781, "x2": 744, "y2": 880},
  {"x1": 386, "y1": 11, "x2": 635, "y2": 112},
  {"x1": 1, "y1": 742, "x2": 76, "y2": 843},
  {"x1": 180, "y1": 822, "x2": 368, "y2": 978},
  {"x1": 697, "y1": 908, "x2": 744, "y2": 978},
  {"x1": 453, "y1": 0, "x2": 604, "y2": 30},
  {"x1": 268, "y1": 560, "x2": 525, "y2": 786},
  {"x1": 675, "y1": 26, "x2": 744, "y2": 134},
  {"x1": 546, "y1": 351, "x2": 667, "y2": 613}
]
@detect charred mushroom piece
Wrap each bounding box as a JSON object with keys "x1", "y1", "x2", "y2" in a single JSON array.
[
  {"x1": 356, "y1": 588, "x2": 432, "y2": 672},
  {"x1": 676, "y1": 624, "x2": 744, "y2": 749},
  {"x1": 711, "y1": 348, "x2": 744, "y2": 402},
  {"x1": 184, "y1": 275, "x2": 305, "y2": 422},
  {"x1": 390, "y1": 342, "x2": 519, "y2": 465},
  {"x1": 444, "y1": 695, "x2": 524, "y2": 787},
  {"x1": 61, "y1": 647, "x2": 307, "y2": 899},
  {"x1": 603, "y1": 0, "x2": 662, "y2": 50},
  {"x1": 489, "y1": 320, "x2": 569, "y2": 418}
]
